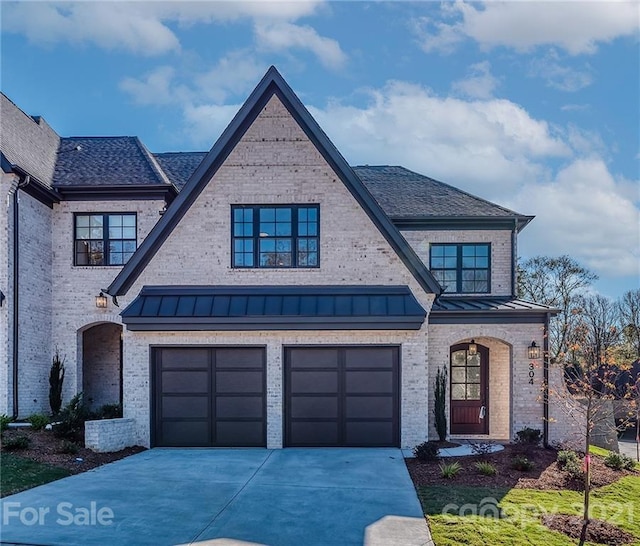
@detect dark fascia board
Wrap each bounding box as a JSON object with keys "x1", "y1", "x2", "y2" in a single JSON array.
[
  {"x1": 122, "y1": 316, "x2": 425, "y2": 331},
  {"x1": 56, "y1": 184, "x2": 178, "y2": 203},
  {"x1": 393, "y1": 216, "x2": 534, "y2": 232},
  {"x1": 107, "y1": 66, "x2": 442, "y2": 297},
  {"x1": 136, "y1": 284, "x2": 416, "y2": 296},
  {"x1": 429, "y1": 311, "x2": 549, "y2": 325},
  {"x1": 10, "y1": 164, "x2": 61, "y2": 208},
  {"x1": 1, "y1": 152, "x2": 13, "y2": 173}
]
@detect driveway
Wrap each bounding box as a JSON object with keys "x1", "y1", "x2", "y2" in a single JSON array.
[
  {"x1": 0, "y1": 448, "x2": 433, "y2": 546},
  {"x1": 619, "y1": 427, "x2": 639, "y2": 461}
]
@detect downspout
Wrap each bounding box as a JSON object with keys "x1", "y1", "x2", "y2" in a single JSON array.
[
  {"x1": 511, "y1": 219, "x2": 517, "y2": 297},
  {"x1": 543, "y1": 311, "x2": 551, "y2": 448},
  {"x1": 12, "y1": 174, "x2": 31, "y2": 418}
]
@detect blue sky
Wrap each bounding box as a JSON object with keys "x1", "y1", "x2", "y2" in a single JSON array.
[{"x1": 1, "y1": 1, "x2": 638, "y2": 298}]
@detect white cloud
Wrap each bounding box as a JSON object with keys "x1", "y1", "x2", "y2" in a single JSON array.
[
  {"x1": 182, "y1": 103, "x2": 242, "y2": 147},
  {"x1": 120, "y1": 66, "x2": 185, "y2": 105},
  {"x1": 452, "y1": 61, "x2": 499, "y2": 99},
  {"x1": 511, "y1": 159, "x2": 640, "y2": 277},
  {"x1": 254, "y1": 21, "x2": 347, "y2": 70},
  {"x1": 529, "y1": 50, "x2": 594, "y2": 92},
  {"x1": 308, "y1": 80, "x2": 569, "y2": 196},
  {"x1": 561, "y1": 104, "x2": 590, "y2": 112},
  {"x1": 418, "y1": 1, "x2": 639, "y2": 55},
  {"x1": 1, "y1": 1, "x2": 329, "y2": 56}
]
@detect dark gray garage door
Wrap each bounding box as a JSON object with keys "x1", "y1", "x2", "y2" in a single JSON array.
[
  {"x1": 285, "y1": 346, "x2": 399, "y2": 447},
  {"x1": 153, "y1": 347, "x2": 265, "y2": 447}
]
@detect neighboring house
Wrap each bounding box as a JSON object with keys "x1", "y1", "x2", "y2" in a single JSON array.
[{"x1": 1, "y1": 67, "x2": 569, "y2": 450}]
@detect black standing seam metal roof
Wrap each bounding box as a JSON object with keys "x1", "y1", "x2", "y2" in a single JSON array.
[
  {"x1": 121, "y1": 285, "x2": 427, "y2": 331},
  {"x1": 431, "y1": 297, "x2": 558, "y2": 313},
  {"x1": 107, "y1": 66, "x2": 442, "y2": 298}
]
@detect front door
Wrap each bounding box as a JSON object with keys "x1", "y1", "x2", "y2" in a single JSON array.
[{"x1": 450, "y1": 342, "x2": 489, "y2": 435}]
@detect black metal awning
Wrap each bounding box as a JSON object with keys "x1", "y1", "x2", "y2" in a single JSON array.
[
  {"x1": 121, "y1": 285, "x2": 427, "y2": 331},
  {"x1": 430, "y1": 296, "x2": 559, "y2": 324}
]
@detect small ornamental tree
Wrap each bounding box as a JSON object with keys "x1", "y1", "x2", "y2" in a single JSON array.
[
  {"x1": 434, "y1": 367, "x2": 447, "y2": 441},
  {"x1": 49, "y1": 348, "x2": 65, "y2": 416}
]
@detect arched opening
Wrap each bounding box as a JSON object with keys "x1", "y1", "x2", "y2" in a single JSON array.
[{"x1": 81, "y1": 323, "x2": 122, "y2": 411}]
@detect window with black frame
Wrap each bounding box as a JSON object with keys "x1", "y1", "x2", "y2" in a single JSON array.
[
  {"x1": 74, "y1": 213, "x2": 136, "y2": 266},
  {"x1": 430, "y1": 243, "x2": 490, "y2": 293},
  {"x1": 232, "y1": 205, "x2": 319, "y2": 268}
]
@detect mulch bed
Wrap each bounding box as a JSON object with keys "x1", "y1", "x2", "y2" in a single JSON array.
[
  {"x1": 406, "y1": 444, "x2": 638, "y2": 491},
  {"x1": 542, "y1": 514, "x2": 635, "y2": 545},
  {"x1": 1, "y1": 428, "x2": 145, "y2": 473}
]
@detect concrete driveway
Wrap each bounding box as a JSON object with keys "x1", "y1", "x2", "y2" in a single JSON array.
[{"x1": 0, "y1": 448, "x2": 432, "y2": 546}]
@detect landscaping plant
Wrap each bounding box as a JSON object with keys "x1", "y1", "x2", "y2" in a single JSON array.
[
  {"x1": 49, "y1": 349, "x2": 65, "y2": 416},
  {"x1": 413, "y1": 441, "x2": 440, "y2": 461},
  {"x1": 433, "y1": 366, "x2": 447, "y2": 441},
  {"x1": 603, "y1": 452, "x2": 635, "y2": 471},
  {"x1": 53, "y1": 392, "x2": 89, "y2": 441},
  {"x1": 3, "y1": 436, "x2": 30, "y2": 451},
  {"x1": 439, "y1": 461, "x2": 462, "y2": 479},
  {"x1": 514, "y1": 427, "x2": 542, "y2": 446},
  {"x1": 27, "y1": 413, "x2": 50, "y2": 431},
  {"x1": 0, "y1": 414, "x2": 12, "y2": 433},
  {"x1": 511, "y1": 455, "x2": 534, "y2": 471},
  {"x1": 57, "y1": 440, "x2": 80, "y2": 455},
  {"x1": 474, "y1": 461, "x2": 497, "y2": 476}
]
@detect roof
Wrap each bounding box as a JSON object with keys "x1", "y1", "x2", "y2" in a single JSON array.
[
  {"x1": 353, "y1": 166, "x2": 533, "y2": 231},
  {"x1": 121, "y1": 285, "x2": 427, "y2": 331},
  {"x1": 0, "y1": 93, "x2": 60, "y2": 187},
  {"x1": 53, "y1": 137, "x2": 172, "y2": 187},
  {"x1": 430, "y1": 296, "x2": 559, "y2": 324},
  {"x1": 107, "y1": 66, "x2": 442, "y2": 297},
  {"x1": 154, "y1": 152, "x2": 207, "y2": 189}
]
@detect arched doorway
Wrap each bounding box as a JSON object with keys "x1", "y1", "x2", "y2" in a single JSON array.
[
  {"x1": 450, "y1": 341, "x2": 490, "y2": 435},
  {"x1": 82, "y1": 323, "x2": 122, "y2": 411}
]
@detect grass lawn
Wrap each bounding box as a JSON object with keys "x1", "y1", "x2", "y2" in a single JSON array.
[
  {"x1": 1, "y1": 453, "x2": 71, "y2": 497},
  {"x1": 418, "y1": 476, "x2": 640, "y2": 546}
]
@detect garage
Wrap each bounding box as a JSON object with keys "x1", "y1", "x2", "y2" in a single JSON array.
[
  {"x1": 285, "y1": 346, "x2": 399, "y2": 447},
  {"x1": 152, "y1": 347, "x2": 266, "y2": 447}
]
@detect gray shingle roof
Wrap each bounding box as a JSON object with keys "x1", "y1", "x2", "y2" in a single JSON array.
[
  {"x1": 352, "y1": 165, "x2": 528, "y2": 220},
  {"x1": 0, "y1": 93, "x2": 60, "y2": 186},
  {"x1": 155, "y1": 152, "x2": 207, "y2": 189},
  {"x1": 53, "y1": 137, "x2": 172, "y2": 187}
]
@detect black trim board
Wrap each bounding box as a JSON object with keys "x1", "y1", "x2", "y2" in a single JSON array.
[
  {"x1": 56, "y1": 184, "x2": 177, "y2": 203},
  {"x1": 394, "y1": 216, "x2": 534, "y2": 232},
  {"x1": 106, "y1": 66, "x2": 442, "y2": 297},
  {"x1": 430, "y1": 312, "x2": 549, "y2": 324}
]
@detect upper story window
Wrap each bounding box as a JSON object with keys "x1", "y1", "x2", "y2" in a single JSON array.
[
  {"x1": 430, "y1": 243, "x2": 490, "y2": 294},
  {"x1": 75, "y1": 213, "x2": 137, "y2": 266},
  {"x1": 232, "y1": 205, "x2": 319, "y2": 268}
]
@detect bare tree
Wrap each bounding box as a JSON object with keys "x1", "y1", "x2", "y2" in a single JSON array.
[
  {"x1": 618, "y1": 289, "x2": 640, "y2": 360},
  {"x1": 518, "y1": 255, "x2": 597, "y2": 362},
  {"x1": 549, "y1": 294, "x2": 635, "y2": 543}
]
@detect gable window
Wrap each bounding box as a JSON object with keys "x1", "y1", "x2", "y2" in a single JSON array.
[
  {"x1": 232, "y1": 205, "x2": 319, "y2": 268},
  {"x1": 75, "y1": 213, "x2": 137, "y2": 266},
  {"x1": 430, "y1": 243, "x2": 490, "y2": 293}
]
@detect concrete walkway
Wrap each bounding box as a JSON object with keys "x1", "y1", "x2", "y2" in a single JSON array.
[{"x1": 0, "y1": 448, "x2": 433, "y2": 546}]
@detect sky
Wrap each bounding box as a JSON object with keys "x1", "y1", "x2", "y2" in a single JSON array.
[{"x1": 1, "y1": 1, "x2": 638, "y2": 299}]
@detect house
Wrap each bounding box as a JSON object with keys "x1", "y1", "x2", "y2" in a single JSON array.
[{"x1": 1, "y1": 66, "x2": 571, "y2": 450}]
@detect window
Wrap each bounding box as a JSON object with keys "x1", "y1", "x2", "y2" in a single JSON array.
[
  {"x1": 430, "y1": 243, "x2": 490, "y2": 293},
  {"x1": 232, "y1": 205, "x2": 319, "y2": 268},
  {"x1": 75, "y1": 213, "x2": 137, "y2": 266}
]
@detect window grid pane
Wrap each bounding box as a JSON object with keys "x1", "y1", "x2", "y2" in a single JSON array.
[
  {"x1": 430, "y1": 243, "x2": 489, "y2": 294},
  {"x1": 74, "y1": 214, "x2": 136, "y2": 266}
]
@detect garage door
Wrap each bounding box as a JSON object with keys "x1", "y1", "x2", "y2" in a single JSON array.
[
  {"x1": 285, "y1": 346, "x2": 399, "y2": 447},
  {"x1": 153, "y1": 347, "x2": 265, "y2": 447}
]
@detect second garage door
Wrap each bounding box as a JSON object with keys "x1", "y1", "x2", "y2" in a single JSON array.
[
  {"x1": 153, "y1": 347, "x2": 265, "y2": 447},
  {"x1": 285, "y1": 346, "x2": 399, "y2": 447}
]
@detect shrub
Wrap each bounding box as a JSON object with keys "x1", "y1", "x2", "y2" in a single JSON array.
[
  {"x1": 515, "y1": 427, "x2": 542, "y2": 446},
  {"x1": 475, "y1": 461, "x2": 497, "y2": 476},
  {"x1": 604, "y1": 452, "x2": 636, "y2": 471},
  {"x1": 0, "y1": 414, "x2": 13, "y2": 433},
  {"x1": 49, "y1": 349, "x2": 65, "y2": 416},
  {"x1": 27, "y1": 413, "x2": 50, "y2": 431},
  {"x1": 53, "y1": 392, "x2": 89, "y2": 440},
  {"x1": 97, "y1": 404, "x2": 122, "y2": 420},
  {"x1": 3, "y1": 435, "x2": 30, "y2": 451},
  {"x1": 511, "y1": 456, "x2": 534, "y2": 471},
  {"x1": 413, "y1": 441, "x2": 440, "y2": 461},
  {"x1": 433, "y1": 367, "x2": 447, "y2": 442},
  {"x1": 440, "y1": 461, "x2": 462, "y2": 479},
  {"x1": 470, "y1": 441, "x2": 495, "y2": 457},
  {"x1": 57, "y1": 440, "x2": 80, "y2": 454},
  {"x1": 557, "y1": 449, "x2": 580, "y2": 468}
]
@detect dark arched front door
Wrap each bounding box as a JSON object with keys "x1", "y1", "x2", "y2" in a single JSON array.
[{"x1": 450, "y1": 342, "x2": 489, "y2": 435}]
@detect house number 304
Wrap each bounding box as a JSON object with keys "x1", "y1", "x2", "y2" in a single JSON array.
[{"x1": 528, "y1": 363, "x2": 535, "y2": 385}]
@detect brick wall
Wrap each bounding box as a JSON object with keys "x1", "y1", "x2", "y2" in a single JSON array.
[
  {"x1": 82, "y1": 322, "x2": 122, "y2": 410},
  {"x1": 85, "y1": 418, "x2": 135, "y2": 452},
  {"x1": 401, "y1": 229, "x2": 513, "y2": 296},
  {"x1": 119, "y1": 94, "x2": 435, "y2": 449}
]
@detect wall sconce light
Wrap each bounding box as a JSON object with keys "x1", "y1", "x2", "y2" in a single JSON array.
[
  {"x1": 468, "y1": 339, "x2": 478, "y2": 356},
  {"x1": 95, "y1": 292, "x2": 108, "y2": 309},
  {"x1": 528, "y1": 341, "x2": 541, "y2": 359}
]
